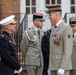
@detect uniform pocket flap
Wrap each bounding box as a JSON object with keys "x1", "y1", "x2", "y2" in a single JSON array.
[{"x1": 56, "y1": 55, "x2": 62, "y2": 59}]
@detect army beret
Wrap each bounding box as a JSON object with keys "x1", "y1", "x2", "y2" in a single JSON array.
[
  {"x1": 0, "y1": 15, "x2": 17, "y2": 26},
  {"x1": 46, "y1": 4, "x2": 61, "y2": 13},
  {"x1": 69, "y1": 17, "x2": 76, "y2": 27}
]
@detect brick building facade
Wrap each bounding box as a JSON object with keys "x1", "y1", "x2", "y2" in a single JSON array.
[
  {"x1": 0, "y1": 0, "x2": 20, "y2": 19},
  {"x1": 0, "y1": 0, "x2": 20, "y2": 35}
]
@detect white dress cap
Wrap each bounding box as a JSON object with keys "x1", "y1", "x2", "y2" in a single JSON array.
[{"x1": 0, "y1": 15, "x2": 16, "y2": 26}]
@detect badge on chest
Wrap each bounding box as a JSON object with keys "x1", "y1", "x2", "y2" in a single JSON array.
[{"x1": 53, "y1": 34, "x2": 61, "y2": 45}]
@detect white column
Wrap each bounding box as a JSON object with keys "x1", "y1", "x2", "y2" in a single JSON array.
[
  {"x1": 20, "y1": 0, "x2": 25, "y2": 13},
  {"x1": 36, "y1": 0, "x2": 45, "y2": 12},
  {"x1": 62, "y1": 0, "x2": 70, "y2": 24},
  {"x1": 20, "y1": 0, "x2": 26, "y2": 23},
  {"x1": 61, "y1": 0, "x2": 70, "y2": 18}
]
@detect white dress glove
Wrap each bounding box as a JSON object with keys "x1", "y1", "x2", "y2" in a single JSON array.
[
  {"x1": 57, "y1": 69, "x2": 65, "y2": 75},
  {"x1": 14, "y1": 70, "x2": 18, "y2": 74},
  {"x1": 47, "y1": 69, "x2": 51, "y2": 75},
  {"x1": 14, "y1": 67, "x2": 22, "y2": 73}
]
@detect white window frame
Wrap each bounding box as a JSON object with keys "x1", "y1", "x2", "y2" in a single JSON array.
[
  {"x1": 70, "y1": 0, "x2": 76, "y2": 13},
  {"x1": 45, "y1": 0, "x2": 61, "y2": 6},
  {"x1": 25, "y1": 0, "x2": 36, "y2": 14}
]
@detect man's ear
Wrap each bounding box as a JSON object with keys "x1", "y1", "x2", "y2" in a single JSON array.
[{"x1": 7, "y1": 25, "x2": 11, "y2": 29}]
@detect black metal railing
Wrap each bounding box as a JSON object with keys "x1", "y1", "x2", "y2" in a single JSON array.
[
  {"x1": 63, "y1": 12, "x2": 76, "y2": 24},
  {"x1": 13, "y1": 13, "x2": 28, "y2": 68}
]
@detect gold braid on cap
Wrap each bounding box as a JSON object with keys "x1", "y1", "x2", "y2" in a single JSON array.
[
  {"x1": 70, "y1": 24, "x2": 76, "y2": 27},
  {"x1": 7, "y1": 19, "x2": 17, "y2": 25},
  {"x1": 49, "y1": 7, "x2": 61, "y2": 11}
]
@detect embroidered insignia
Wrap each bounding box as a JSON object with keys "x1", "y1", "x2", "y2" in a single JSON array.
[{"x1": 68, "y1": 35, "x2": 71, "y2": 38}]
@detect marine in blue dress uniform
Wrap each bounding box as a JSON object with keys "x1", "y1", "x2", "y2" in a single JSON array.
[{"x1": 0, "y1": 15, "x2": 22, "y2": 75}]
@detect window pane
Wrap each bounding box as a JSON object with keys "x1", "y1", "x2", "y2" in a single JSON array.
[
  {"x1": 46, "y1": 0, "x2": 50, "y2": 4},
  {"x1": 70, "y1": 6, "x2": 75, "y2": 13},
  {"x1": 71, "y1": 0, "x2": 75, "y2": 4},
  {"x1": 26, "y1": 7, "x2": 30, "y2": 14},
  {"x1": 32, "y1": 0, "x2": 36, "y2": 5},
  {"x1": 32, "y1": 7, "x2": 36, "y2": 13},
  {"x1": 57, "y1": 0, "x2": 61, "y2": 4},
  {"x1": 51, "y1": 0, "x2": 55, "y2": 4},
  {"x1": 26, "y1": 0, "x2": 30, "y2": 6}
]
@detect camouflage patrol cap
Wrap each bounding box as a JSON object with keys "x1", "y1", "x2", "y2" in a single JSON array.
[{"x1": 69, "y1": 17, "x2": 76, "y2": 27}]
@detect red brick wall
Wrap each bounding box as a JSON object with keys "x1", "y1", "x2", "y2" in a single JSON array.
[{"x1": 1, "y1": 0, "x2": 20, "y2": 18}]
